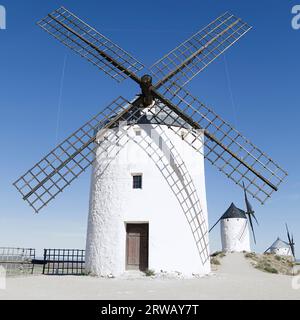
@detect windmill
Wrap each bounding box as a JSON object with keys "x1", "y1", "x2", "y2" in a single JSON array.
[
  {"x1": 209, "y1": 182, "x2": 258, "y2": 252},
  {"x1": 265, "y1": 225, "x2": 295, "y2": 259},
  {"x1": 13, "y1": 7, "x2": 287, "y2": 276}
]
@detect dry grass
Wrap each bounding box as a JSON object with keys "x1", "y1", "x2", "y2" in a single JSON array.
[
  {"x1": 244, "y1": 252, "x2": 294, "y2": 275},
  {"x1": 210, "y1": 251, "x2": 226, "y2": 270},
  {"x1": 211, "y1": 257, "x2": 221, "y2": 265},
  {"x1": 211, "y1": 251, "x2": 226, "y2": 258}
]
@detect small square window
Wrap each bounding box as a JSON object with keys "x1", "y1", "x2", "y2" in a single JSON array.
[
  {"x1": 132, "y1": 175, "x2": 142, "y2": 189},
  {"x1": 135, "y1": 129, "x2": 141, "y2": 136}
]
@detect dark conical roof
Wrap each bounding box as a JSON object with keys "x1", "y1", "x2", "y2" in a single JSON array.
[{"x1": 221, "y1": 202, "x2": 247, "y2": 220}]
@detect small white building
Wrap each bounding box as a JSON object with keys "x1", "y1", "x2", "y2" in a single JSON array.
[
  {"x1": 220, "y1": 203, "x2": 250, "y2": 252},
  {"x1": 267, "y1": 238, "x2": 293, "y2": 257},
  {"x1": 85, "y1": 106, "x2": 211, "y2": 277}
]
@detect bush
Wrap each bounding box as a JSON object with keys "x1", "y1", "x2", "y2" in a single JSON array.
[
  {"x1": 264, "y1": 266, "x2": 278, "y2": 274},
  {"x1": 145, "y1": 269, "x2": 155, "y2": 277},
  {"x1": 275, "y1": 255, "x2": 282, "y2": 261},
  {"x1": 211, "y1": 251, "x2": 226, "y2": 258},
  {"x1": 211, "y1": 257, "x2": 221, "y2": 265},
  {"x1": 264, "y1": 252, "x2": 272, "y2": 256},
  {"x1": 255, "y1": 260, "x2": 278, "y2": 274},
  {"x1": 211, "y1": 251, "x2": 222, "y2": 257},
  {"x1": 245, "y1": 252, "x2": 256, "y2": 259}
]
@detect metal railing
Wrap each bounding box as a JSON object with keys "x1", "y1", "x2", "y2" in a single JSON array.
[
  {"x1": 0, "y1": 247, "x2": 35, "y2": 276},
  {"x1": 42, "y1": 249, "x2": 85, "y2": 275}
]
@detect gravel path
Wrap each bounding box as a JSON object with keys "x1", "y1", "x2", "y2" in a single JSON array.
[{"x1": 0, "y1": 253, "x2": 299, "y2": 300}]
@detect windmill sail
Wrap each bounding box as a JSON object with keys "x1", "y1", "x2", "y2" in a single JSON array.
[
  {"x1": 14, "y1": 7, "x2": 288, "y2": 214},
  {"x1": 13, "y1": 97, "x2": 137, "y2": 212},
  {"x1": 38, "y1": 7, "x2": 144, "y2": 83},
  {"x1": 151, "y1": 12, "x2": 251, "y2": 89},
  {"x1": 247, "y1": 212, "x2": 256, "y2": 244},
  {"x1": 209, "y1": 217, "x2": 221, "y2": 233},
  {"x1": 151, "y1": 84, "x2": 287, "y2": 204},
  {"x1": 13, "y1": 98, "x2": 197, "y2": 213},
  {"x1": 242, "y1": 181, "x2": 258, "y2": 244},
  {"x1": 244, "y1": 182, "x2": 253, "y2": 213},
  {"x1": 286, "y1": 223, "x2": 296, "y2": 258}
]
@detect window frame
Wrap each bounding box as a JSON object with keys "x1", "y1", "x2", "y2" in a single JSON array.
[{"x1": 132, "y1": 174, "x2": 143, "y2": 189}]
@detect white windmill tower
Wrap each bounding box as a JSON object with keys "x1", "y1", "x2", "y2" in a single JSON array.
[
  {"x1": 13, "y1": 7, "x2": 287, "y2": 277},
  {"x1": 87, "y1": 109, "x2": 209, "y2": 276},
  {"x1": 220, "y1": 203, "x2": 250, "y2": 252},
  {"x1": 210, "y1": 183, "x2": 258, "y2": 253},
  {"x1": 266, "y1": 238, "x2": 292, "y2": 257}
]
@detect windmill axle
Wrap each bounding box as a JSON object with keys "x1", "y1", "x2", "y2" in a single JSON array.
[{"x1": 139, "y1": 74, "x2": 154, "y2": 107}]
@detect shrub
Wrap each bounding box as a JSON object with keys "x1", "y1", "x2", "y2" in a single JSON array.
[
  {"x1": 288, "y1": 261, "x2": 294, "y2": 268},
  {"x1": 145, "y1": 269, "x2": 155, "y2": 277},
  {"x1": 211, "y1": 251, "x2": 222, "y2": 257},
  {"x1": 275, "y1": 255, "x2": 282, "y2": 261},
  {"x1": 264, "y1": 266, "x2": 278, "y2": 274},
  {"x1": 211, "y1": 257, "x2": 221, "y2": 265},
  {"x1": 245, "y1": 252, "x2": 256, "y2": 259}
]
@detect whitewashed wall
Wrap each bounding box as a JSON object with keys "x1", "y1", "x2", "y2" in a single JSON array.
[
  {"x1": 85, "y1": 123, "x2": 210, "y2": 277},
  {"x1": 270, "y1": 247, "x2": 292, "y2": 256},
  {"x1": 221, "y1": 218, "x2": 250, "y2": 252}
]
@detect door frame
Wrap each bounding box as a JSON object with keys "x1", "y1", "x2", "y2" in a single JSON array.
[{"x1": 125, "y1": 222, "x2": 149, "y2": 271}]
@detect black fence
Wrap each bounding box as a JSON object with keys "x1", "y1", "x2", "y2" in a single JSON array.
[
  {"x1": 0, "y1": 247, "x2": 86, "y2": 276},
  {"x1": 42, "y1": 249, "x2": 85, "y2": 275},
  {"x1": 0, "y1": 247, "x2": 35, "y2": 276}
]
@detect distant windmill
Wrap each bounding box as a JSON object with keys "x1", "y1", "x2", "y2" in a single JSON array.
[
  {"x1": 13, "y1": 7, "x2": 287, "y2": 276},
  {"x1": 265, "y1": 224, "x2": 295, "y2": 259},
  {"x1": 210, "y1": 182, "x2": 259, "y2": 252}
]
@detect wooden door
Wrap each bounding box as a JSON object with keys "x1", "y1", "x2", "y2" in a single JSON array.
[{"x1": 126, "y1": 223, "x2": 149, "y2": 271}]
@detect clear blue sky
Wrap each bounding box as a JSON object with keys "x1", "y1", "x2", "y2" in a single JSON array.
[{"x1": 0, "y1": 0, "x2": 299, "y2": 257}]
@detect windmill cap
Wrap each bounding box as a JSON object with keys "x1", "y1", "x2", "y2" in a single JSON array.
[
  {"x1": 100, "y1": 103, "x2": 191, "y2": 131},
  {"x1": 221, "y1": 202, "x2": 247, "y2": 220}
]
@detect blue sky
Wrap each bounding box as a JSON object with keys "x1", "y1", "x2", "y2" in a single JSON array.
[{"x1": 0, "y1": 0, "x2": 299, "y2": 257}]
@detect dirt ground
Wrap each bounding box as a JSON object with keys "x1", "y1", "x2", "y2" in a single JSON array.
[{"x1": 0, "y1": 253, "x2": 300, "y2": 300}]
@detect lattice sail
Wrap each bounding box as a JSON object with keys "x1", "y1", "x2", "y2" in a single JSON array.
[
  {"x1": 153, "y1": 84, "x2": 288, "y2": 204},
  {"x1": 13, "y1": 97, "x2": 198, "y2": 213},
  {"x1": 13, "y1": 97, "x2": 136, "y2": 213},
  {"x1": 151, "y1": 12, "x2": 251, "y2": 89},
  {"x1": 37, "y1": 7, "x2": 144, "y2": 82}
]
